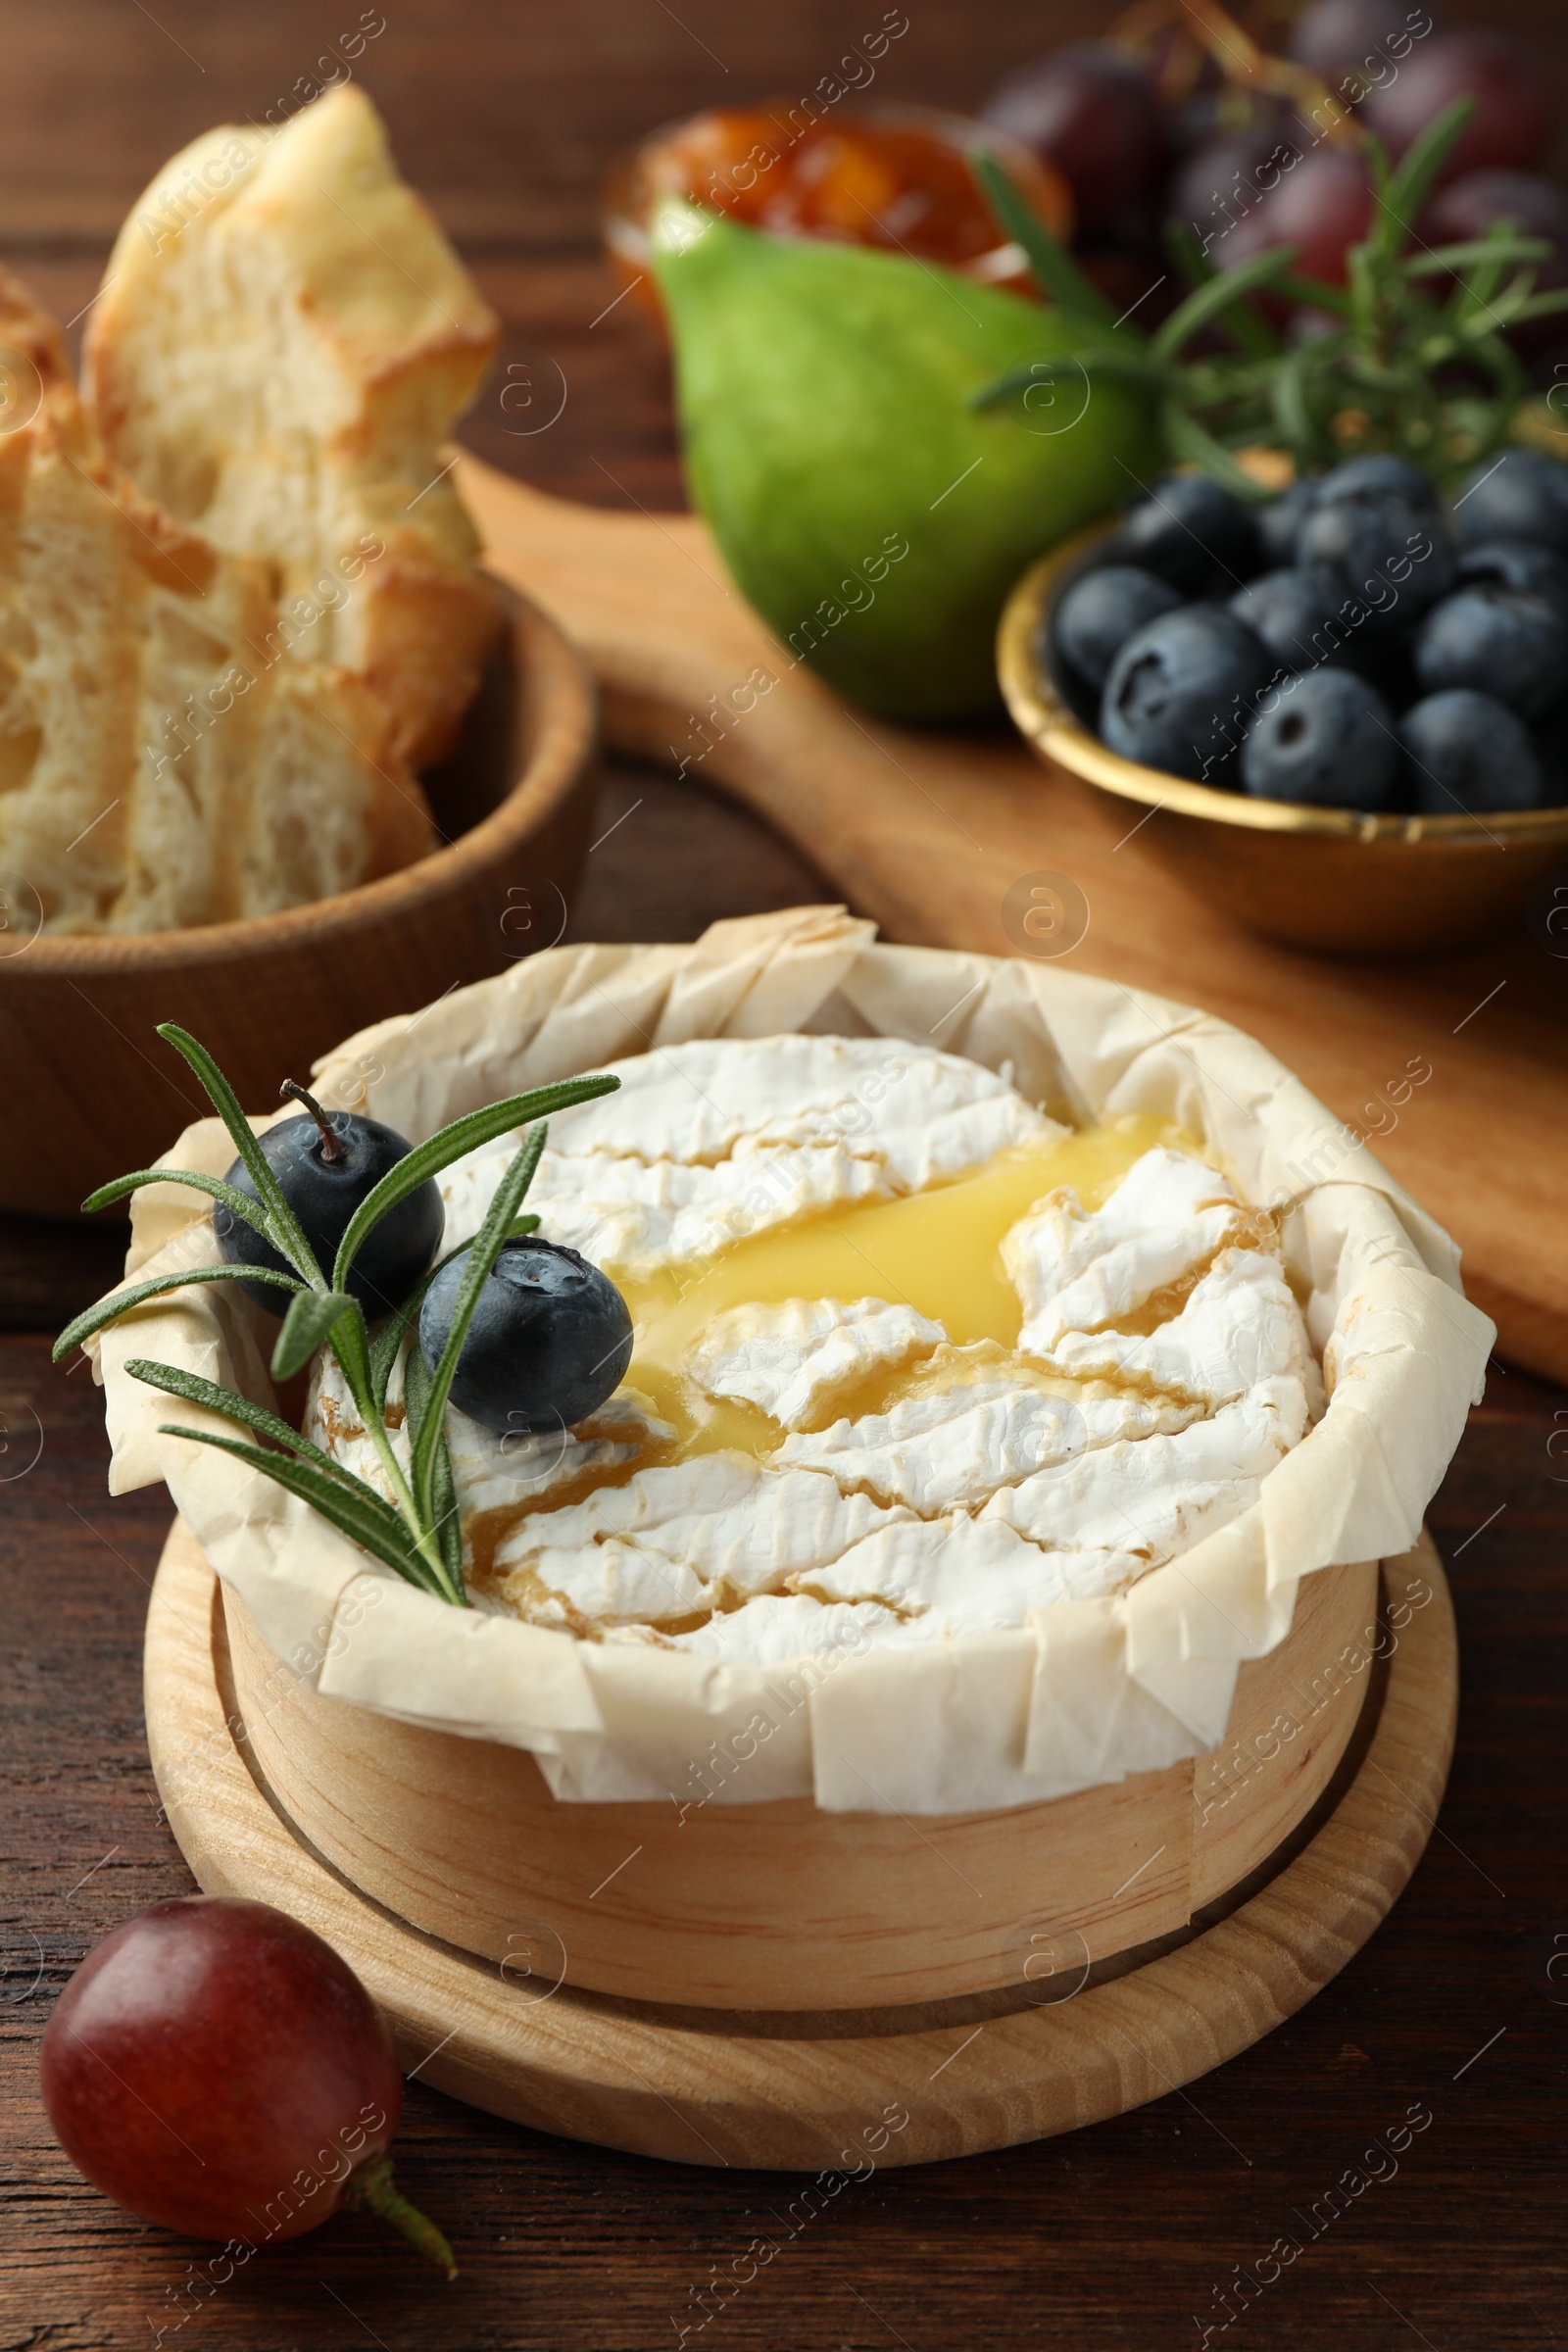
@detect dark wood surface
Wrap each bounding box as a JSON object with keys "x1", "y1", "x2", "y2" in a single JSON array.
[{"x1": 3, "y1": 4, "x2": 1567, "y2": 2347}]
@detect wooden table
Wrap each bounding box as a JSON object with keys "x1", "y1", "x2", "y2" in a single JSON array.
[{"x1": 3, "y1": 5, "x2": 1566, "y2": 2346}]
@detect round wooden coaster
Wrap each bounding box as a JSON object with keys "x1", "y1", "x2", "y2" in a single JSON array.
[{"x1": 143, "y1": 1522, "x2": 1456, "y2": 2173}]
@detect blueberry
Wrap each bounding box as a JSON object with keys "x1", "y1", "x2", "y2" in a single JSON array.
[
  {"x1": 418, "y1": 1236, "x2": 633, "y2": 1435},
  {"x1": 1451, "y1": 449, "x2": 1568, "y2": 557},
  {"x1": 1312, "y1": 454, "x2": 1443, "y2": 515},
  {"x1": 1228, "y1": 564, "x2": 1388, "y2": 680},
  {"x1": 215, "y1": 1091, "x2": 442, "y2": 1317},
  {"x1": 1051, "y1": 564, "x2": 1184, "y2": 694},
  {"x1": 1454, "y1": 536, "x2": 1568, "y2": 619},
  {"x1": 1255, "y1": 479, "x2": 1317, "y2": 569},
  {"x1": 1112, "y1": 472, "x2": 1263, "y2": 597},
  {"x1": 1397, "y1": 690, "x2": 1544, "y2": 815},
  {"x1": 1297, "y1": 490, "x2": 1454, "y2": 632},
  {"x1": 1240, "y1": 668, "x2": 1400, "y2": 809},
  {"x1": 1413, "y1": 585, "x2": 1568, "y2": 720},
  {"x1": 1101, "y1": 606, "x2": 1277, "y2": 783}
]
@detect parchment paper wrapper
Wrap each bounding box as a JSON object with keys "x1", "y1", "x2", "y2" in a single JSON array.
[{"x1": 91, "y1": 906, "x2": 1493, "y2": 1814}]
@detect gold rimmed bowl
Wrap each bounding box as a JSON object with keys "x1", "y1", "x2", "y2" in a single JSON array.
[{"x1": 998, "y1": 522, "x2": 1568, "y2": 958}]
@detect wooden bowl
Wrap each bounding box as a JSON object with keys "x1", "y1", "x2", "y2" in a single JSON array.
[
  {"x1": 220, "y1": 1547, "x2": 1379, "y2": 2014},
  {"x1": 0, "y1": 582, "x2": 597, "y2": 1219},
  {"x1": 998, "y1": 524, "x2": 1568, "y2": 958}
]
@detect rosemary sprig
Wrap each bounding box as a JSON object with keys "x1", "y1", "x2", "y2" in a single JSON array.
[
  {"x1": 969, "y1": 96, "x2": 1568, "y2": 490},
  {"x1": 57, "y1": 1029, "x2": 619, "y2": 1608},
  {"x1": 407, "y1": 1123, "x2": 548, "y2": 1541}
]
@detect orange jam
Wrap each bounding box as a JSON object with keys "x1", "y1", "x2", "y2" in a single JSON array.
[{"x1": 604, "y1": 103, "x2": 1072, "y2": 312}]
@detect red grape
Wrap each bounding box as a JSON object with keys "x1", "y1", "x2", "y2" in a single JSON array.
[
  {"x1": 1168, "y1": 119, "x2": 1300, "y2": 244},
  {"x1": 1288, "y1": 0, "x2": 1446, "y2": 86},
  {"x1": 982, "y1": 45, "x2": 1167, "y2": 238},
  {"x1": 1363, "y1": 33, "x2": 1553, "y2": 182},
  {"x1": 39, "y1": 1896, "x2": 454, "y2": 2275},
  {"x1": 1220, "y1": 144, "x2": 1375, "y2": 288}
]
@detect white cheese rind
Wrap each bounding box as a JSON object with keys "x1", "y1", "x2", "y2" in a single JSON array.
[
  {"x1": 445, "y1": 1396, "x2": 672, "y2": 1519},
  {"x1": 799, "y1": 1514, "x2": 1143, "y2": 1636},
  {"x1": 776, "y1": 1376, "x2": 1198, "y2": 1513},
  {"x1": 514, "y1": 1542, "x2": 710, "y2": 1632},
  {"x1": 668, "y1": 1594, "x2": 911, "y2": 1662},
  {"x1": 304, "y1": 1348, "x2": 671, "y2": 1523},
  {"x1": 441, "y1": 1140, "x2": 891, "y2": 1274},
  {"x1": 1042, "y1": 1248, "x2": 1309, "y2": 1406},
  {"x1": 490, "y1": 1456, "x2": 912, "y2": 1627},
  {"x1": 1005, "y1": 1147, "x2": 1247, "y2": 1352},
  {"x1": 538, "y1": 1034, "x2": 1056, "y2": 1179},
  {"x1": 981, "y1": 1379, "x2": 1309, "y2": 1565},
  {"x1": 438, "y1": 1034, "x2": 1060, "y2": 1275},
  {"x1": 687, "y1": 1296, "x2": 946, "y2": 1431}
]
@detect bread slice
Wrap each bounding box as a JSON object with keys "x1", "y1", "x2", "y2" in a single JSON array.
[
  {"x1": 0, "y1": 268, "x2": 434, "y2": 934},
  {"x1": 84, "y1": 86, "x2": 505, "y2": 769},
  {"x1": 126, "y1": 504, "x2": 437, "y2": 930},
  {"x1": 0, "y1": 277, "x2": 137, "y2": 930}
]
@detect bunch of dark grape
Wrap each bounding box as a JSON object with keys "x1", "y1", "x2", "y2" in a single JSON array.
[{"x1": 983, "y1": 1, "x2": 1562, "y2": 350}]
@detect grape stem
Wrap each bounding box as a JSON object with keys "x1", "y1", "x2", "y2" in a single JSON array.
[
  {"x1": 280, "y1": 1080, "x2": 346, "y2": 1166},
  {"x1": 344, "y1": 2155, "x2": 457, "y2": 2279}
]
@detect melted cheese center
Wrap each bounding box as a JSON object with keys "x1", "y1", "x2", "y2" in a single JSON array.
[{"x1": 616, "y1": 1115, "x2": 1199, "y2": 1460}]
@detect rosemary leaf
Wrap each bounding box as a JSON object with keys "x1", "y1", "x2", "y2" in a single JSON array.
[
  {"x1": 1164, "y1": 216, "x2": 1216, "y2": 291},
  {"x1": 324, "y1": 1295, "x2": 376, "y2": 1421},
  {"x1": 969, "y1": 347, "x2": 1166, "y2": 414},
  {"x1": 80, "y1": 1167, "x2": 274, "y2": 1242},
  {"x1": 54, "y1": 1263, "x2": 305, "y2": 1362},
  {"x1": 272, "y1": 1290, "x2": 359, "y2": 1384},
  {"x1": 1450, "y1": 221, "x2": 1533, "y2": 328},
  {"x1": 1376, "y1": 101, "x2": 1477, "y2": 256},
  {"x1": 1268, "y1": 343, "x2": 1318, "y2": 466},
  {"x1": 155, "y1": 1025, "x2": 325, "y2": 1288},
  {"x1": 1404, "y1": 236, "x2": 1552, "y2": 279},
  {"x1": 124, "y1": 1358, "x2": 370, "y2": 1488},
  {"x1": 1163, "y1": 223, "x2": 1283, "y2": 360},
  {"x1": 409, "y1": 1124, "x2": 548, "y2": 1535},
  {"x1": 1151, "y1": 246, "x2": 1298, "y2": 365},
  {"x1": 154, "y1": 1426, "x2": 445, "y2": 1595},
  {"x1": 1464, "y1": 268, "x2": 1552, "y2": 332},
  {"x1": 1160, "y1": 398, "x2": 1274, "y2": 500},
  {"x1": 1500, "y1": 289, "x2": 1568, "y2": 325},
  {"x1": 402, "y1": 1330, "x2": 436, "y2": 1448},
  {"x1": 434, "y1": 1457, "x2": 464, "y2": 1586},
  {"x1": 967, "y1": 150, "x2": 1119, "y2": 327},
  {"x1": 1270, "y1": 274, "x2": 1352, "y2": 317},
  {"x1": 330, "y1": 1080, "x2": 616, "y2": 1295},
  {"x1": 402, "y1": 1299, "x2": 467, "y2": 1606}
]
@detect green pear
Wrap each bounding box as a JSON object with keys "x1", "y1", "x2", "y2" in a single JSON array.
[{"x1": 651, "y1": 199, "x2": 1159, "y2": 721}]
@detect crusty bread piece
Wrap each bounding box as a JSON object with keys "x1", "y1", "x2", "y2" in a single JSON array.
[
  {"x1": 125, "y1": 507, "x2": 439, "y2": 930},
  {"x1": 0, "y1": 279, "x2": 137, "y2": 929},
  {"x1": 0, "y1": 268, "x2": 434, "y2": 934},
  {"x1": 84, "y1": 86, "x2": 505, "y2": 770}
]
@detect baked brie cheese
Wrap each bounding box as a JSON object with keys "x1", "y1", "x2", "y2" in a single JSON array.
[{"x1": 306, "y1": 1035, "x2": 1321, "y2": 1659}]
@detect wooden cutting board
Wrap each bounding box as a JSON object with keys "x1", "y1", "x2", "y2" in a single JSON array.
[{"x1": 460, "y1": 456, "x2": 1568, "y2": 1386}]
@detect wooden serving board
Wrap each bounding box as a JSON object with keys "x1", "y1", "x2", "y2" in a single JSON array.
[
  {"x1": 146, "y1": 1521, "x2": 1455, "y2": 2171},
  {"x1": 460, "y1": 457, "x2": 1568, "y2": 1386}
]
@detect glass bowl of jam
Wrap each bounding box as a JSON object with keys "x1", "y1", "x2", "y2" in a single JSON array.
[{"x1": 604, "y1": 100, "x2": 1073, "y2": 319}]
